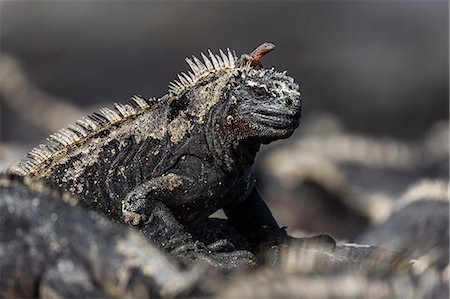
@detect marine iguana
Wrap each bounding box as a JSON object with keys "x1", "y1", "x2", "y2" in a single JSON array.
[{"x1": 9, "y1": 43, "x2": 334, "y2": 263}]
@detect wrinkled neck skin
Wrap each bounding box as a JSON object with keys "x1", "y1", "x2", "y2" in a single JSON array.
[
  {"x1": 204, "y1": 99, "x2": 262, "y2": 175},
  {"x1": 168, "y1": 70, "x2": 257, "y2": 175}
]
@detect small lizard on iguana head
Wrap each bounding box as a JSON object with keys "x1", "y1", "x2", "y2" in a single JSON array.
[
  {"x1": 9, "y1": 42, "x2": 335, "y2": 265},
  {"x1": 241, "y1": 42, "x2": 276, "y2": 68}
]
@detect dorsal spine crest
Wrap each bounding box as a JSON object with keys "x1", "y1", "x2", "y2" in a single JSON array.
[
  {"x1": 10, "y1": 46, "x2": 242, "y2": 176},
  {"x1": 169, "y1": 48, "x2": 238, "y2": 96},
  {"x1": 9, "y1": 96, "x2": 156, "y2": 176}
]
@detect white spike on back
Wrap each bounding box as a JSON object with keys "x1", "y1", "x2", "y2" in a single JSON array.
[
  {"x1": 60, "y1": 128, "x2": 80, "y2": 142},
  {"x1": 219, "y1": 49, "x2": 229, "y2": 67},
  {"x1": 114, "y1": 103, "x2": 127, "y2": 116},
  {"x1": 182, "y1": 72, "x2": 193, "y2": 84},
  {"x1": 233, "y1": 50, "x2": 238, "y2": 61},
  {"x1": 68, "y1": 124, "x2": 88, "y2": 137},
  {"x1": 227, "y1": 48, "x2": 235, "y2": 68},
  {"x1": 215, "y1": 55, "x2": 224, "y2": 68},
  {"x1": 131, "y1": 96, "x2": 150, "y2": 109},
  {"x1": 208, "y1": 50, "x2": 220, "y2": 69},
  {"x1": 178, "y1": 74, "x2": 188, "y2": 86},
  {"x1": 175, "y1": 80, "x2": 184, "y2": 88},
  {"x1": 192, "y1": 56, "x2": 206, "y2": 72},
  {"x1": 80, "y1": 116, "x2": 98, "y2": 130},
  {"x1": 185, "y1": 58, "x2": 200, "y2": 75},
  {"x1": 99, "y1": 108, "x2": 120, "y2": 123},
  {"x1": 201, "y1": 52, "x2": 213, "y2": 70},
  {"x1": 187, "y1": 71, "x2": 196, "y2": 81}
]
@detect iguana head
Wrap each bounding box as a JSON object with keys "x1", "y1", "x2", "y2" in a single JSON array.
[
  {"x1": 226, "y1": 66, "x2": 301, "y2": 143},
  {"x1": 168, "y1": 43, "x2": 301, "y2": 168}
]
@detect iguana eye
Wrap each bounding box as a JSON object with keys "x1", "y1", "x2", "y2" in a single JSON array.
[
  {"x1": 253, "y1": 87, "x2": 267, "y2": 98},
  {"x1": 245, "y1": 80, "x2": 270, "y2": 98}
]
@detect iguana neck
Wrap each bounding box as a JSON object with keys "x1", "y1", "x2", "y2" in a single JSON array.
[{"x1": 205, "y1": 103, "x2": 261, "y2": 174}]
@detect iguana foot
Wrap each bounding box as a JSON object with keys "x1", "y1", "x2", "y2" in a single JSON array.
[
  {"x1": 260, "y1": 234, "x2": 336, "y2": 265},
  {"x1": 122, "y1": 209, "x2": 145, "y2": 226},
  {"x1": 206, "y1": 239, "x2": 236, "y2": 252},
  {"x1": 171, "y1": 241, "x2": 257, "y2": 270},
  {"x1": 295, "y1": 234, "x2": 337, "y2": 251},
  {"x1": 188, "y1": 250, "x2": 257, "y2": 270}
]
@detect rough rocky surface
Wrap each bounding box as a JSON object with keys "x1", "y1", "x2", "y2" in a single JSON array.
[
  {"x1": 218, "y1": 244, "x2": 446, "y2": 299},
  {"x1": 0, "y1": 174, "x2": 203, "y2": 299},
  {"x1": 358, "y1": 181, "x2": 449, "y2": 271},
  {"x1": 1, "y1": 173, "x2": 448, "y2": 298}
]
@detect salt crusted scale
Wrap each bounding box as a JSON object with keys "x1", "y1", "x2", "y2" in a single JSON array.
[
  {"x1": 168, "y1": 48, "x2": 238, "y2": 96},
  {"x1": 10, "y1": 48, "x2": 241, "y2": 176}
]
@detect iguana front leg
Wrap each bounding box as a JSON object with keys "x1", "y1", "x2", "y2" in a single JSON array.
[
  {"x1": 122, "y1": 181, "x2": 193, "y2": 252},
  {"x1": 121, "y1": 160, "x2": 256, "y2": 268}
]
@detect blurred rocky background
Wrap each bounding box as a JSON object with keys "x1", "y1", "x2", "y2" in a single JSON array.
[
  {"x1": 0, "y1": 1, "x2": 448, "y2": 297},
  {"x1": 0, "y1": 0, "x2": 448, "y2": 287}
]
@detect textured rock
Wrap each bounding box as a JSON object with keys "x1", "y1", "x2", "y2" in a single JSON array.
[{"x1": 0, "y1": 174, "x2": 202, "y2": 299}]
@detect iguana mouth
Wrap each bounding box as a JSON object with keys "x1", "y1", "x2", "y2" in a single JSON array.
[
  {"x1": 251, "y1": 110, "x2": 300, "y2": 130},
  {"x1": 250, "y1": 97, "x2": 301, "y2": 129}
]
